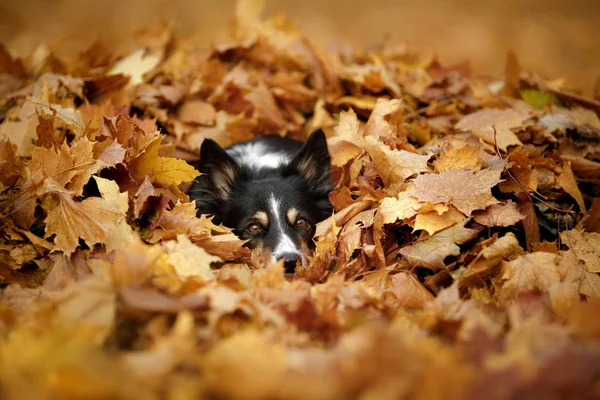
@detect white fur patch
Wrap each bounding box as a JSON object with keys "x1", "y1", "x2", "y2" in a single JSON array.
[
  {"x1": 227, "y1": 142, "x2": 290, "y2": 170},
  {"x1": 268, "y1": 195, "x2": 302, "y2": 259}
]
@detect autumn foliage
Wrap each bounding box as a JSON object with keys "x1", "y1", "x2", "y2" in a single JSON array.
[{"x1": 2, "y1": 1, "x2": 600, "y2": 399}]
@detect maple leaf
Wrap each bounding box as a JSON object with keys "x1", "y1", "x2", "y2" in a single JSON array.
[
  {"x1": 458, "y1": 233, "x2": 523, "y2": 288},
  {"x1": 559, "y1": 250, "x2": 600, "y2": 300},
  {"x1": 494, "y1": 252, "x2": 565, "y2": 301},
  {"x1": 363, "y1": 136, "x2": 431, "y2": 189},
  {"x1": 389, "y1": 271, "x2": 435, "y2": 308},
  {"x1": 560, "y1": 230, "x2": 600, "y2": 273},
  {"x1": 93, "y1": 139, "x2": 126, "y2": 168},
  {"x1": 151, "y1": 201, "x2": 231, "y2": 243},
  {"x1": 29, "y1": 137, "x2": 100, "y2": 196},
  {"x1": 341, "y1": 65, "x2": 401, "y2": 98},
  {"x1": 433, "y1": 144, "x2": 487, "y2": 173},
  {"x1": 108, "y1": 49, "x2": 163, "y2": 86},
  {"x1": 473, "y1": 200, "x2": 525, "y2": 227},
  {"x1": 129, "y1": 135, "x2": 199, "y2": 187},
  {"x1": 43, "y1": 177, "x2": 134, "y2": 255},
  {"x1": 177, "y1": 100, "x2": 216, "y2": 125},
  {"x1": 162, "y1": 234, "x2": 221, "y2": 280},
  {"x1": 327, "y1": 137, "x2": 362, "y2": 168},
  {"x1": 363, "y1": 98, "x2": 404, "y2": 144},
  {"x1": 333, "y1": 109, "x2": 362, "y2": 145},
  {"x1": 539, "y1": 106, "x2": 600, "y2": 134},
  {"x1": 411, "y1": 168, "x2": 502, "y2": 216},
  {"x1": 182, "y1": 110, "x2": 257, "y2": 151},
  {"x1": 414, "y1": 205, "x2": 465, "y2": 235},
  {"x1": 245, "y1": 82, "x2": 289, "y2": 133},
  {"x1": 43, "y1": 193, "x2": 108, "y2": 256},
  {"x1": 375, "y1": 192, "x2": 420, "y2": 227},
  {"x1": 399, "y1": 219, "x2": 481, "y2": 270},
  {"x1": 455, "y1": 108, "x2": 532, "y2": 151}
]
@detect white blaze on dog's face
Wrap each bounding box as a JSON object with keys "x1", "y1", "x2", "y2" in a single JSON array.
[
  {"x1": 189, "y1": 130, "x2": 333, "y2": 273},
  {"x1": 268, "y1": 194, "x2": 303, "y2": 264}
]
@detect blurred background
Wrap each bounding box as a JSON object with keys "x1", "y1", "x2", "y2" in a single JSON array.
[{"x1": 1, "y1": 0, "x2": 599, "y2": 93}]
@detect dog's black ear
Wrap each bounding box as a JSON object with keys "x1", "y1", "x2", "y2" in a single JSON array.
[
  {"x1": 289, "y1": 129, "x2": 332, "y2": 190},
  {"x1": 198, "y1": 139, "x2": 239, "y2": 201}
]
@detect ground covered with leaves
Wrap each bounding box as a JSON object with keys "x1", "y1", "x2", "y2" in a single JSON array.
[{"x1": 2, "y1": 2, "x2": 600, "y2": 399}]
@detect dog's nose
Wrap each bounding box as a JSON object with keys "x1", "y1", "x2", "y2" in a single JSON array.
[{"x1": 278, "y1": 253, "x2": 299, "y2": 273}]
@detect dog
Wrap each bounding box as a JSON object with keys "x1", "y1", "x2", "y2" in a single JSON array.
[{"x1": 188, "y1": 129, "x2": 333, "y2": 273}]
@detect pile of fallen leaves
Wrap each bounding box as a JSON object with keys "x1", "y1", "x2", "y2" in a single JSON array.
[{"x1": 2, "y1": 1, "x2": 600, "y2": 399}]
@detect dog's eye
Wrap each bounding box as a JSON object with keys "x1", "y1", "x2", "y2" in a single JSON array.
[
  {"x1": 247, "y1": 223, "x2": 263, "y2": 235},
  {"x1": 295, "y1": 218, "x2": 308, "y2": 229}
]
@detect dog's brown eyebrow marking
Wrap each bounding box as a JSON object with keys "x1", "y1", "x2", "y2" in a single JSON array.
[
  {"x1": 253, "y1": 211, "x2": 269, "y2": 226},
  {"x1": 286, "y1": 208, "x2": 299, "y2": 225}
]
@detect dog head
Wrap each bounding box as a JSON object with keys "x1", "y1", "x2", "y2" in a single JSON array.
[{"x1": 190, "y1": 130, "x2": 333, "y2": 272}]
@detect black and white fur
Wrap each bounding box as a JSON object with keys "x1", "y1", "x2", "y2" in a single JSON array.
[{"x1": 188, "y1": 129, "x2": 333, "y2": 273}]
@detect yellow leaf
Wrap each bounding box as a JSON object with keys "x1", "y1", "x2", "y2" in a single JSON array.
[
  {"x1": 162, "y1": 234, "x2": 221, "y2": 280},
  {"x1": 130, "y1": 136, "x2": 199, "y2": 186}
]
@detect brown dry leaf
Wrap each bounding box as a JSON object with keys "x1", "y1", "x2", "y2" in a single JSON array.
[
  {"x1": 433, "y1": 144, "x2": 486, "y2": 173},
  {"x1": 177, "y1": 100, "x2": 216, "y2": 125},
  {"x1": 194, "y1": 233, "x2": 249, "y2": 260},
  {"x1": 29, "y1": 137, "x2": 100, "y2": 196},
  {"x1": 315, "y1": 200, "x2": 372, "y2": 238},
  {"x1": 458, "y1": 233, "x2": 523, "y2": 288},
  {"x1": 539, "y1": 106, "x2": 600, "y2": 134},
  {"x1": 0, "y1": 102, "x2": 46, "y2": 157},
  {"x1": 557, "y1": 162, "x2": 586, "y2": 212},
  {"x1": 412, "y1": 168, "x2": 502, "y2": 216},
  {"x1": 334, "y1": 109, "x2": 362, "y2": 146},
  {"x1": 375, "y1": 192, "x2": 420, "y2": 226},
  {"x1": 473, "y1": 200, "x2": 525, "y2": 227},
  {"x1": 455, "y1": 108, "x2": 532, "y2": 151},
  {"x1": 0, "y1": 137, "x2": 22, "y2": 188},
  {"x1": 108, "y1": 48, "x2": 163, "y2": 86},
  {"x1": 133, "y1": 176, "x2": 158, "y2": 218},
  {"x1": 183, "y1": 110, "x2": 257, "y2": 150},
  {"x1": 389, "y1": 271, "x2": 435, "y2": 308},
  {"x1": 43, "y1": 177, "x2": 133, "y2": 255},
  {"x1": 341, "y1": 65, "x2": 401, "y2": 97},
  {"x1": 93, "y1": 139, "x2": 126, "y2": 168},
  {"x1": 153, "y1": 202, "x2": 231, "y2": 242},
  {"x1": 494, "y1": 252, "x2": 564, "y2": 301},
  {"x1": 560, "y1": 229, "x2": 600, "y2": 273},
  {"x1": 363, "y1": 98, "x2": 404, "y2": 143},
  {"x1": 399, "y1": 219, "x2": 481, "y2": 270},
  {"x1": 245, "y1": 82, "x2": 289, "y2": 133},
  {"x1": 560, "y1": 250, "x2": 600, "y2": 299},
  {"x1": 43, "y1": 193, "x2": 108, "y2": 256},
  {"x1": 363, "y1": 136, "x2": 431, "y2": 189},
  {"x1": 162, "y1": 234, "x2": 221, "y2": 280},
  {"x1": 84, "y1": 177, "x2": 135, "y2": 253},
  {"x1": 327, "y1": 137, "x2": 362, "y2": 168},
  {"x1": 414, "y1": 205, "x2": 465, "y2": 235},
  {"x1": 43, "y1": 252, "x2": 93, "y2": 290},
  {"x1": 302, "y1": 215, "x2": 341, "y2": 281},
  {"x1": 129, "y1": 135, "x2": 200, "y2": 187}
]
